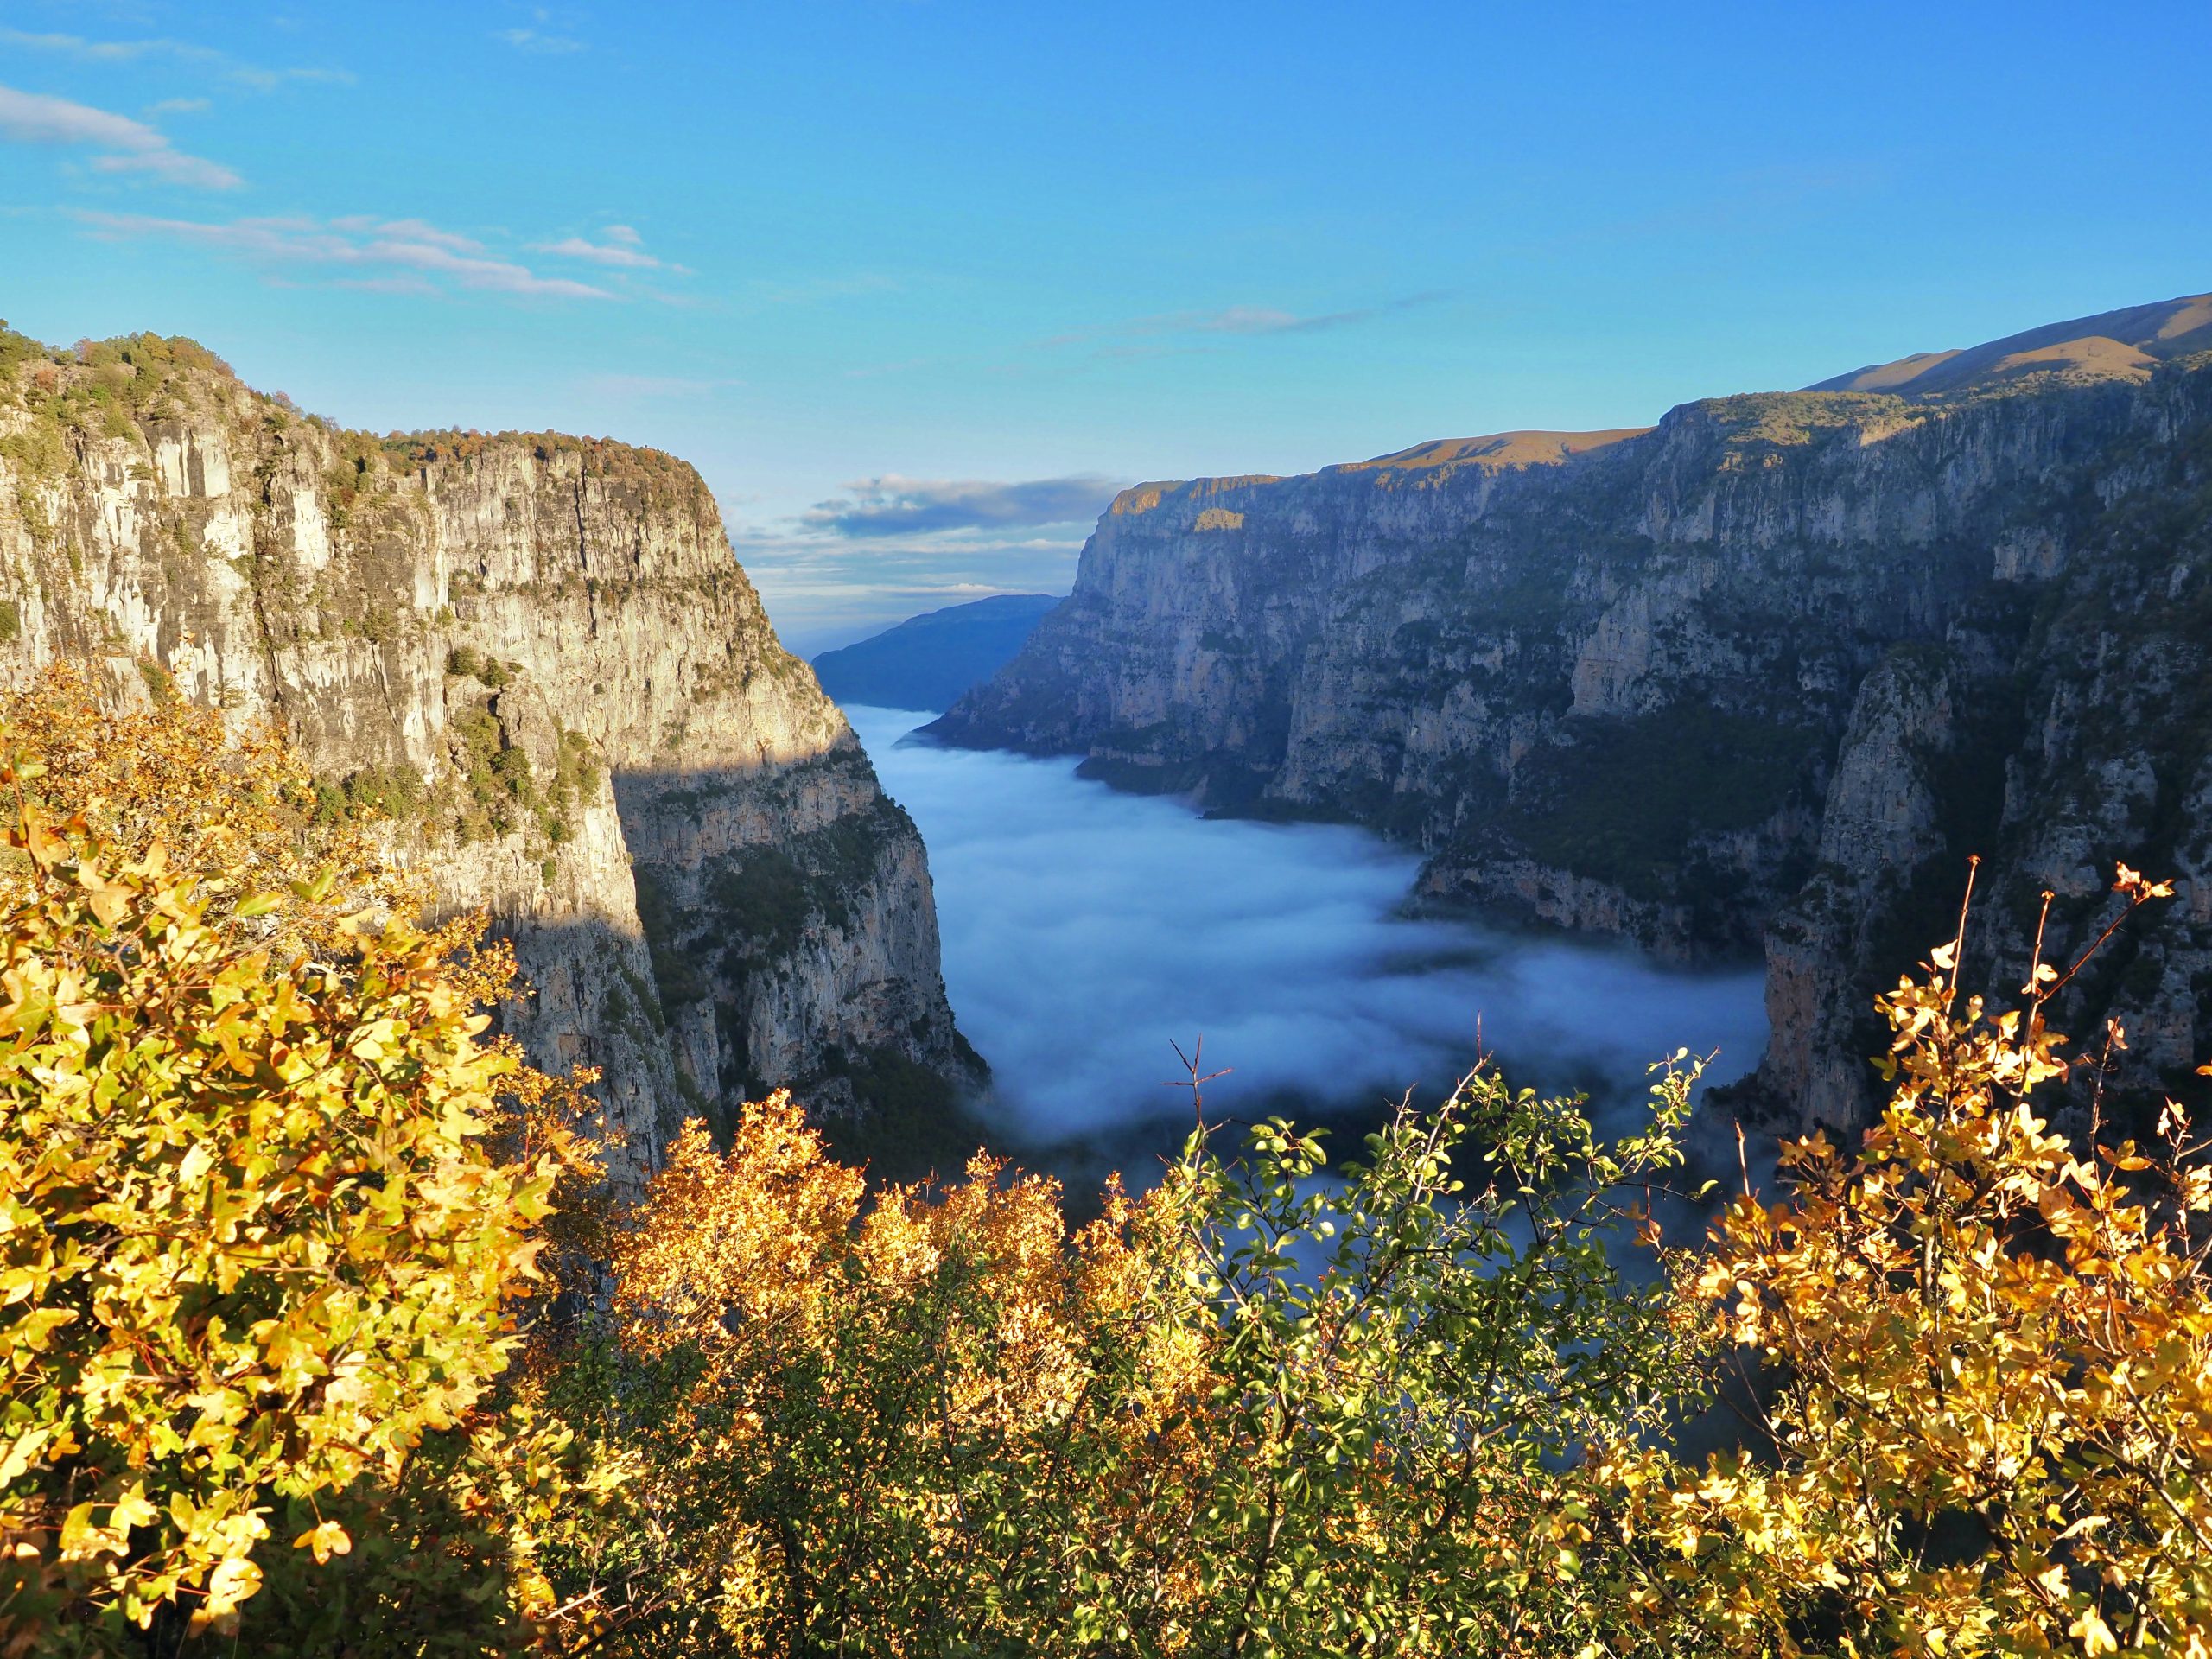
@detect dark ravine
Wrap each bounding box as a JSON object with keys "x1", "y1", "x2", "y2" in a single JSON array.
[
  {"x1": 933, "y1": 295, "x2": 2212, "y2": 1136},
  {"x1": 0, "y1": 328, "x2": 979, "y2": 1188}
]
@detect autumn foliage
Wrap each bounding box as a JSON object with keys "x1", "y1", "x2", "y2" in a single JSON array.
[
  {"x1": 1608, "y1": 866, "x2": 2212, "y2": 1656},
  {"x1": 4, "y1": 670, "x2": 2212, "y2": 1655},
  {"x1": 524, "y1": 1052, "x2": 1707, "y2": 1657},
  {"x1": 0, "y1": 673, "x2": 611, "y2": 1655}
]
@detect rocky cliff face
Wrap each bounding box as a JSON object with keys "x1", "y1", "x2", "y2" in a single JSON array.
[
  {"x1": 935, "y1": 302, "x2": 2212, "y2": 1136},
  {"x1": 0, "y1": 329, "x2": 975, "y2": 1187}
]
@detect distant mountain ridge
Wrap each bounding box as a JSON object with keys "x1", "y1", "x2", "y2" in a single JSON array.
[
  {"x1": 933, "y1": 290, "x2": 2212, "y2": 1140},
  {"x1": 1808, "y1": 290, "x2": 2212, "y2": 397},
  {"x1": 813, "y1": 593, "x2": 1062, "y2": 712}
]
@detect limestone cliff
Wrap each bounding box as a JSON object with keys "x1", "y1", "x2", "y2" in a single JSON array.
[
  {"x1": 0, "y1": 329, "x2": 975, "y2": 1185},
  {"x1": 934, "y1": 296, "x2": 2212, "y2": 1136}
]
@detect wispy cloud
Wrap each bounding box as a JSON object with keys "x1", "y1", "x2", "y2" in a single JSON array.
[
  {"x1": 576, "y1": 372, "x2": 732, "y2": 400},
  {"x1": 368, "y1": 217, "x2": 486, "y2": 255},
  {"x1": 0, "y1": 85, "x2": 240, "y2": 188},
  {"x1": 1040, "y1": 291, "x2": 1449, "y2": 354},
  {"x1": 73, "y1": 211, "x2": 619, "y2": 299},
  {"x1": 228, "y1": 64, "x2": 353, "y2": 91},
  {"x1": 534, "y1": 226, "x2": 685, "y2": 271},
  {"x1": 0, "y1": 28, "x2": 351, "y2": 89},
  {"x1": 496, "y1": 27, "x2": 584, "y2": 54},
  {"x1": 0, "y1": 28, "x2": 207, "y2": 62},
  {"x1": 804, "y1": 474, "x2": 1122, "y2": 539},
  {"x1": 146, "y1": 97, "x2": 211, "y2": 117}
]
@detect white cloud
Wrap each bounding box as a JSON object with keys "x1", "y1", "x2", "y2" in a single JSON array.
[
  {"x1": 849, "y1": 708, "x2": 1769, "y2": 1164},
  {"x1": 0, "y1": 29, "x2": 351, "y2": 89},
  {"x1": 89, "y1": 149, "x2": 242, "y2": 188},
  {"x1": 0, "y1": 29, "x2": 217, "y2": 64},
  {"x1": 0, "y1": 85, "x2": 241, "y2": 188},
  {"x1": 533, "y1": 226, "x2": 690, "y2": 274},
  {"x1": 1040, "y1": 291, "x2": 1450, "y2": 353},
  {"x1": 537, "y1": 234, "x2": 658, "y2": 270},
  {"x1": 74, "y1": 211, "x2": 619, "y2": 299},
  {"x1": 496, "y1": 28, "x2": 584, "y2": 54},
  {"x1": 0, "y1": 86, "x2": 167, "y2": 148},
  {"x1": 804, "y1": 474, "x2": 1122, "y2": 538},
  {"x1": 227, "y1": 65, "x2": 353, "y2": 91},
  {"x1": 146, "y1": 97, "x2": 212, "y2": 117},
  {"x1": 346, "y1": 215, "x2": 486, "y2": 254}
]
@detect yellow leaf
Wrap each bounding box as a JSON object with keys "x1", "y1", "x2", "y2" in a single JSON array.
[
  {"x1": 202, "y1": 1555, "x2": 264, "y2": 1619},
  {"x1": 294, "y1": 1519, "x2": 353, "y2": 1565},
  {"x1": 2071, "y1": 1609, "x2": 2118, "y2": 1656},
  {"x1": 109, "y1": 1484, "x2": 159, "y2": 1535}
]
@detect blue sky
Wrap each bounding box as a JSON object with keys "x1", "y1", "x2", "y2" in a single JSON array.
[{"x1": 3, "y1": 2, "x2": 2208, "y2": 652}]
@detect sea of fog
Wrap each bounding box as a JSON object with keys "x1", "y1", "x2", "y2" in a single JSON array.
[{"x1": 846, "y1": 707, "x2": 1769, "y2": 1179}]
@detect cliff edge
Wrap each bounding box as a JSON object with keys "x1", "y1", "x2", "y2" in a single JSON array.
[
  {"x1": 933, "y1": 297, "x2": 2212, "y2": 1136},
  {"x1": 0, "y1": 327, "x2": 978, "y2": 1185}
]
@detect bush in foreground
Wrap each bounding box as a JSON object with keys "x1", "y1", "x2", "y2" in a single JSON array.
[
  {"x1": 1609, "y1": 868, "x2": 2212, "y2": 1655},
  {"x1": 541, "y1": 1055, "x2": 1705, "y2": 1655},
  {"x1": 0, "y1": 675, "x2": 614, "y2": 1656}
]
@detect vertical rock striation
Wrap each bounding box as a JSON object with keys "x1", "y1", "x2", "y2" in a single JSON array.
[
  {"x1": 934, "y1": 298, "x2": 2212, "y2": 1135},
  {"x1": 0, "y1": 330, "x2": 974, "y2": 1186}
]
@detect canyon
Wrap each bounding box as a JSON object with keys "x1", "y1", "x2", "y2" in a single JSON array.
[{"x1": 933, "y1": 295, "x2": 2212, "y2": 1135}]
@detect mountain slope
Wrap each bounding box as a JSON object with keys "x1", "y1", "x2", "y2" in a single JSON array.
[
  {"x1": 0, "y1": 328, "x2": 977, "y2": 1185},
  {"x1": 812, "y1": 593, "x2": 1062, "y2": 712},
  {"x1": 933, "y1": 302, "x2": 2212, "y2": 1136},
  {"x1": 1809, "y1": 290, "x2": 2212, "y2": 397}
]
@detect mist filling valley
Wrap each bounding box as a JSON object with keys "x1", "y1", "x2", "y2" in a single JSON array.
[{"x1": 847, "y1": 706, "x2": 1770, "y2": 1184}]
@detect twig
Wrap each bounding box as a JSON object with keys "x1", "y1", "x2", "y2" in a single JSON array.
[
  {"x1": 1944, "y1": 855, "x2": 1981, "y2": 1016},
  {"x1": 2023, "y1": 887, "x2": 2056, "y2": 999},
  {"x1": 1161, "y1": 1035, "x2": 1232, "y2": 1128}
]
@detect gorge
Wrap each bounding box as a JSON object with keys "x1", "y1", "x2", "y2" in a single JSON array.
[
  {"x1": 6, "y1": 292, "x2": 2208, "y2": 1175},
  {"x1": 848, "y1": 702, "x2": 1766, "y2": 1182}
]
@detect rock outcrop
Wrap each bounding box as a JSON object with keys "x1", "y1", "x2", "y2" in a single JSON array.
[
  {"x1": 0, "y1": 329, "x2": 976, "y2": 1186},
  {"x1": 933, "y1": 296, "x2": 2212, "y2": 1135}
]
